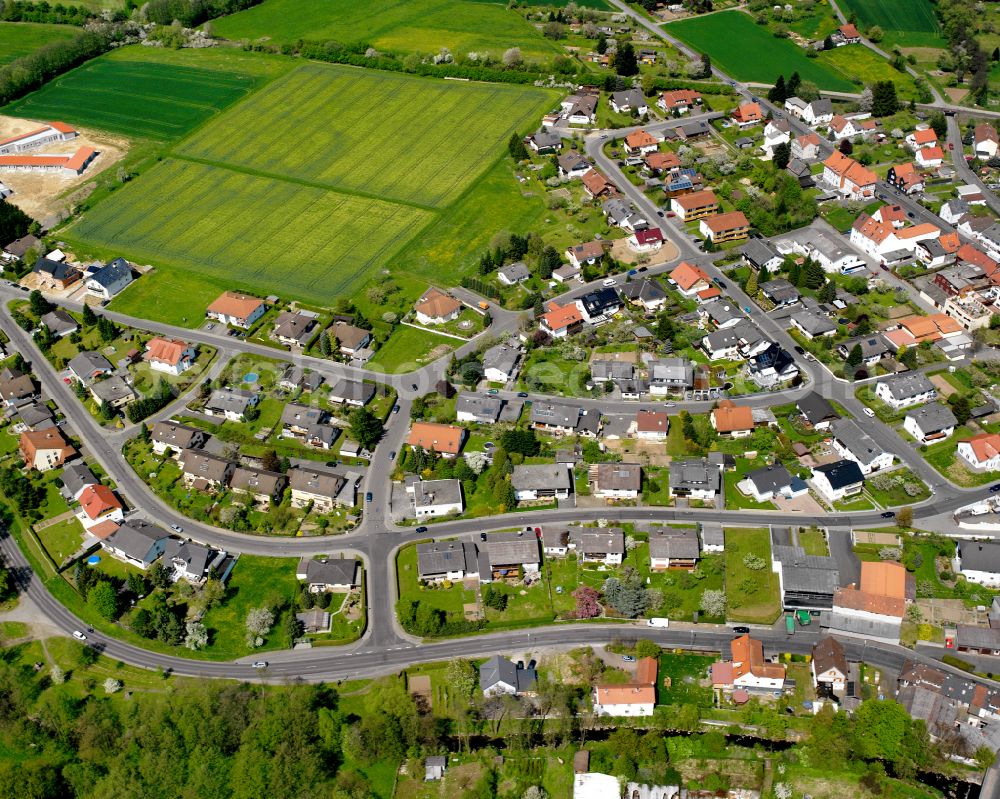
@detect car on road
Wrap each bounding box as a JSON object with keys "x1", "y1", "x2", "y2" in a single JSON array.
[
  {"x1": 206, "y1": 323, "x2": 214, "y2": 331},
  {"x1": 949, "y1": 142, "x2": 954, "y2": 151},
  {"x1": 488, "y1": 388, "x2": 499, "y2": 395},
  {"x1": 73, "y1": 630, "x2": 87, "y2": 641},
  {"x1": 517, "y1": 391, "x2": 528, "y2": 398},
  {"x1": 170, "y1": 524, "x2": 184, "y2": 534},
  {"x1": 389, "y1": 450, "x2": 396, "y2": 459},
  {"x1": 602, "y1": 277, "x2": 617, "y2": 287},
  {"x1": 600, "y1": 134, "x2": 608, "y2": 139},
  {"x1": 991, "y1": 484, "x2": 1000, "y2": 493},
  {"x1": 881, "y1": 511, "x2": 896, "y2": 519},
  {"x1": 657, "y1": 210, "x2": 664, "y2": 217},
  {"x1": 392, "y1": 404, "x2": 400, "y2": 414},
  {"x1": 743, "y1": 306, "x2": 751, "y2": 313},
  {"x1": 793, "y1": 345, "x2": 805, "y2": 355},
  {"x1": 863, "y1": 407, "x2": 876, "y2": 418},
  {"x1": 365, "y1": 492, "x2": 373, "y2": 503},
  {"x1": 638, "y1": 266, "x2": 648, "y2": 273},
  {"x1": 665, "y1": 402, "x2": 676, "y2": 407},
  {"x1": 732, "y1": 626, "x2": 750, "y2": 634},
  {"x1": 480, "y1": 532, "x2": 487, "y2": 541},
  {"x1": 251, "y1": 661, "x2": 268, "y2": 669},
  {"x1": 415, "y1": 526, "x2": 428, "y2": 533},
  {"x1": 622, "y1": 655, "x2": 636, "y2": 662},
  {"x1": 666, "y1": 211, "x2": 675, "y2": 217},
  {"x1": 712, "y1": 278, "x2": 726, "y2": 289},
  {"x1": 628, "y1": 269, "x2": 638, "y2": 276}
]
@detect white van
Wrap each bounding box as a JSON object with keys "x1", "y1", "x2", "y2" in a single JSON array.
[{"x1": 647, "y1": 617, "x2": 670, "y2": 628}]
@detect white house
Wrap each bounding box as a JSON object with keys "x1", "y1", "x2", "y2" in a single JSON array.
[
  {"x1": 712, "y1": 635, "x2": 786, "y2": 691},
  {"x1": 812, "y1": 637, "x2": 848, "y2": 693},
  {"x1": 84, "y1": 258, "x2": 132, "y2": 301},
  {"x1": 874, "y1": 373, "x2": 937, "y2": 410},
  {"x1": 101, "y1": 521, "x2": 167, "y2": 571},
  {"x1": 915, "y1": 146, "x2": 944, "y2": 169},
  {"x1": 822, "y1": 152, "x2": 877, "y2": 201},
  {"x1": 633, "y1": 409, "x2": 668, "y2": 441},
  {"x1": 957, "y1": 433, "x2": 1000, "y2": 472},
  {"x1": 975, "y1": 124, "x2": 999, "y2": 159},
  {"x1": 830, "y1": 419, "x2": 894, "y2": 474},
  {"x1": 591, "y1": 462, "x2": 641, "y2": 499},
  {"x1": 903, "y1": 403, "x2": 956, "y2": 444},
  {"x1": 592, "y1": 684, "x2": 655, "y2": 717},
  {"x1": 511, "y1": 463, "x2": 572, "y2": 502},
  {"x1": 407, "y1": 479, "x2": 464, "y2": 518},
  {"x1": 905, "y1": 128, "x2": 938, "y2": 151},
  {"x1": 144, "y1": 337, "x2": 196, "y2": 376},
  {"x1": 810, "y1": 459, "x2": 865, "y2": 503},
  {"x1": 955, "y1": 540, "x2": 1000, "y2": 588}
]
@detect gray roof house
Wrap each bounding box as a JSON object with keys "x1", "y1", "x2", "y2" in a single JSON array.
[
  {"x1": 512, "y1": 463, "x2": 572, "y2": 501},
  {"x1": 0, "y1": 368, "x2": 36, "y2": 405},
  {"x1": 480, "y1": 654, "x2": 538, "y2": 696},
  {"x1": 416, "y1": 541, "x2": 479, "y2": 580},
  {"x1": 288, "y1": 467, "x2": 350, "y2": 511},
  {"x1": 875, "y1": 373, "x2": 937, "y2": 409},
  {"x1": 15, "y1": 401, "x2": 53, "y2": 430},
  {"x1": 328, "y1": 377, "x2": 376, "y2": 407},
  {"x1": 85, "y1": 258, "x2": 132, "y2": 300},
  {"x1": 161, "y1": 539, "x2": 215, "y2": 583},
  {"x1": 904, "y1": 403, "x2": 957, "y2": 443},
  {"x1": 649, "y1": 357, "x2": 693, "y2": 392},
  {"x1": 59, "y1": 463, "x2": 97, "y2": 500},
  {"x1": 700, "y1": 299, "x2": 745, "y2": 329},
  {"x1": 956, "y1": 540, "x2": 1000, "y2": 583},
  {"x1": 273, "y1": 311, "x2": 317, "y2": 347},
  {"x1": 620, "y1": 277, "x2": 667, "y2": 311},
  {"x1": 456, "y1": 392, "x2": 504, "y2": 424},
  {"x1": 771, "y1": 543, "x2": 840, "y2": 609},
  {"x1": 741, "y1": 238, "x2": 783, "y2": 272},
  {"x1": 837, "y1": 334, "x2": 889, "y2": 365},
  {"x1": 796, "y1": 391, "x2": 839, "y2": 429},
  {"x1": 425, "y1": 756, "x2": 447, "y2": 782},
  {"x1": 204, "y1": 387, "x2": 258, "y2": 420},
  {"x1": 90, "y1": 375, "x2": 135, "y2": 408},
  {"x1": 649, "y1": 527, "x2": 700, "y2": 567},
  {"x1": 179, "y1": 449, "x2": 235, "y2": 488},
  {"x1": 497, "y1": 261, "x2": 531, "y2": 285},
  {"x1": 102, "y1": 520, "x2": 168, "y2": 570},
  {"x1": 68, "y1": 351, "x2": 113, "y2": 385},
  {"x1": 610, "y1": 88, "x2": 646, "y2": 113},
  {"x1": 789, "y1": 310, "x2": 836, "y2": 339},
  {"x1": 151, "y1": 421, "x2": 206, "y2": 455},
  {"x1": 531, "y1": 401, "x2": 600, "y2": 437},
  {"x1": 482, "y1": 343, "x2": 521, "y2": 383},
  {"x1": 296, "y1": 558, "x2": 359, "y2": 592},
  {"x1": 279, "y1": 365, "x2": 323, "y2": 392},
  {"x1": 39, "y1": 309, "x2": 78, "y2": 338},
  {"x1": 668, "y1": 458, "x2": 722, "y2": 498},
  {"x1": 830, "y1": 419, "x2": 893, "y2": 473},
  {"x1": 569, "y1": 527, "x2": 625, "y2": 563},
  {"x1": 230, "y1": 467, "x2": 287, "y2": 506},
  {"x1": 759, "y1": 279, "x2": 800, "y2": 307}
]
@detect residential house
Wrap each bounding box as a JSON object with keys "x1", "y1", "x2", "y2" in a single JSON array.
[
  {"x1": 278, "y1": 365, "x2": 323, "y2": 393},
  {"x1": 623, "y1": 128, "x2": 659, "y2": 155},
  {"x1": 557, "y1": 152, "x2": 591, "y2": 179},
  {"x1": 916, "y1": 233, "x2": 961, "y2": 269},
  {"x1": 480, "y1": 655, "x2": 537, "y2": 697},
  {"x1": 512, "y1": 463, "x2": 572, "y2": 502},
  {"x1": 700, "y1": 320, "x2": 763, "y2": 360},
  {"x1": 628, "y1": 227, "x2": 664, "y2": 253},
  {"x1": 838, "y1": 334, "x2": 889, "y2": 366},
  {"x1": 762, "y1": 118, "x2": 791, "y2": 155},
  {"x1": 581, "y1": 168, "x2": 613, "y2": 198},
  {"x1": 1, "y1": 234, "x2": 39, "y2": 263},
  {"x1": 668, "y1": 457, "x2": 722, "y2": 500},
  {"x1": 288, "y1": 467, "x2": 351, "y2": 512},
  {"x1": 32, "y1": 257, "x2": 79, "y2": 290},
  {"x1": 576, "y1": 287, "x2": 622, "y2": 324},
  {"x1": 955, "y1": 540, "x2": 1000, "y2": 587},
  {"x1": 296, "y1": 558, "x2": 359, "y2": 592},
  {"x1": 741, "y1": 238, "x2": 783, "y2": 273},
  {"x1": 829, "y1": 561, "x2": 911, "y2": 643},
  {"x1": 791, "y1": 132, "x2": 822, "y2": 161},
  {"x1": 712, "y1": 634, "x2": 785, "y2": 692},
  {"x1": 903, "y1": 403, "x2": 957, "y2": 444},
  {"x1": 67, "y1": 351, "x2": 113, "y2": 385},
  {"x1": 975, "y1": 123, "x2": 1000, "y2": 159},
  {"x1": 482, "y1": 531, "x2": 540, "y2": 579},
  {"x1": 593, "y1": 657, "x2": 658, "y2": 717},
  {"x1": 179, "y1": 449, "x2": 235, "y2": 490},
  {"x1": 560, "y1": 93, "x2": 597, "y2": 125},
  {"x1": 657, "y1": 89, "x2": 701, "y2": 114},
  {"x1": 496, "y1": 261, "x2": 530, "y2": 286},
  {"x1": 701, "y1": 522, "x2": 725, "y2": 553},
  {"x1": 741, "y1": 463, "x2": 804, "y2": 503},
  {"x1": 746, "y1": 342, "x2": 798, "y2": 388},
  {"x1": 670, "y1": 189, "x2": 718, "y2": 221},
  {"x1": 407, "y1": 422, "x2": 465, "y2": 458},
  {"x1": 39, "y1": 309, "x2": 77, "y2": 338},
  {"x1": 916, "y1": 146, "x2": 944, "y2": 168},
  {"x1": 329, "y1": 321, "x2": 371, "y2": 355},
  {"x1": 668, "y1": 261, "x2": 712, "y2": 297},
  {"x1": 850, "y1": 214, "x2": 942, "y2": 262},
  {"x1": 649, "y1": 527, "x2": 700, "y2": 570},
  {"x1": 789, "y1": 309, "x2": 836, "y2": 339},
  {"x1": 414, "y1": 288, "x2": 462, "y2": 325},
  {"x1": 230, "y1": 467, "x2": 287, "y2": 508},
  {"x1": 810, "y1": 459, "x2": 865, "y2": 502},
  {"x1": 416, "y1": 540, "x2": 478, "y2": 581},
  {"x1": 886, "y1": 162, "x2": 924, "y2": 194},
  {"x1": 89, "y1": 375, "x2": 135, "y2": 410},
  {"x1": 957, "y1": 432, "x2": 1000, "y2": 472},
  {"x1": 822, "y1": 152, "x2": 877, "y2": 200},
  {"x1": 830, "y1": 419, "x2": 893, "y2": 474},
  {"x1": 812, "y1": 637, "x2": 849, "y2": 693},
  {"x1": 620, "y1": 277, "x2": 667, "y2": 312},
  {"x1": 700, "y1": 211, "x2": 750, "y2": 243},
  {"x1": 328, "y1": 377, "x2": 375, "y2": 407},
  {"x1": 0, "y1": 368, "x2": 36, "y2": 407},
  {"x1": 906, "y1": 128, "x2": 938, "y2": 151},
  {"x1": 874, "y1": 373, "x2": 937, "y2": 410},
  {"x1": 541, "y1": 527, "x2": 570, "y2": 557},
  {"x1": 771, "y1": 543, "x2": 840, "y2": 609},
  {"x1": 836, "y1": 22, "x2": 862, "y2": 43},
  {"x1": 566, "y1": 239, "x2": 605, "y2": 269},
  {"x1": 591, "y1": 462, "x2": 641, "y2": 499},
  {"x1": 101, "y1": 520, "x2": 167, "y2": 570},
  {"x1": 151, "y1": 421, "x2": 206, "y2": 456},
  {"x1": 711, "y1": 400, "x2": 753, "y2": 438},
  {"x1": 19, "y1": 428, "x2": 75, "y2": 471},
  {"x1": 777, "y1": 226, "x2": 867, "y2": 274},
  {"x1": 206, "y1": 291, "x2": 266, "y2": 328},
  {"x1": 204, "y1": 387, "x2": 258, "y2": 422},
  {"x1": 531, "y1": 400, "x2": 600, "y2": 437},
  {"x1": 644, "y1": 150, "x2": 681, "y2": 173},
  {"x1": 456, "y1": 392, "x2": 504, "y2": 425},
  {"x1": 796, "y1": 391, "x2": 839, "y2": 431},
  {"x1": 648, "y1": 357, "x2": 694, "y2": 394},
  {"x1": 540, "y1": 300, "x2": 584, "y2": 339},
  {"x1": 802, "y1": 98, "x2": 833, "y2": 126},
  {"x1": 731, "y1": 102, "x2": 763, "y2": 127},
  {"x1": 610, "y1": 89, "x2": 648, "y2": 116},
  {"x1": 161, "y1": 539, "x2": 217, "y2": 584},
  {"x1": 569, "y1": 527, "x2": 625, "y2": 565},
  {"x1": 59, "y1": 463, "x2": 96, "y2": 501},
  {"x1": 758, "y1": 279, "x2": 799, "y2": 308},
  {"x1": 527, "y1": 129, "x2": 562, "y2": 153},
  {"x1": 143, "y1": 337, "x2": 196, "y2": 376},
  {"x1": 273, "y1": 311, "x2": 317, "y2": 348},
  {"x1": 281, "y1": 403, "x2": 337, "y2": 450},
  {"x1": 84, "y1": 258, "x2": 132, "y2": 301},
  {"x1": 424, "y1": 756, "x2": 447, "y2": 783},
  {"x1": 14, "y1": 402, "x2": 53, "y2": 432},
  {"x1": 634, "y1": 409, "x2": 669, "y2": 440},
  {"x1": 603, "y1": 197, "x2": 645, "y2": 231},
  {"x1": 408, "y1": 478, "x2": 464, "y2": 517},
  {"x1": 77, "y1": 483, "x2": 124, "y2": 533}
]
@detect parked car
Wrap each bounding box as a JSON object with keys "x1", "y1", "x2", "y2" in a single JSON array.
[
  {"x1": 990, "y1": 484, "x2": 1000, "y2": 493},
  {"x1": 392, "y1": 404, "x2": 400, "y2": 414},
  {"x1": 602, "y1": 277, "x2": 617, "y2": 287},
  {"x1": 793, "y1": 345, "x2": 805, "y2": 355},
  {"x1": 415, "y1": 526, "x2": 428, "y2": 533},
  {"x1": 73, "y1": 631, "x2": 87, "y2": 641},
  {"x1": 863, "y1": 407, "x2": 876, "y2": 418},
  {"x1": 389, "y1": 450, "x2": 396, "y2": 459},
  {"x1": 517, "y1": 391, "x2": 528, "y2": 398},
  {"x1": 881, "y1": 511, "x2": 896, "y2": 519},
  {"x1": 712, "y1": 278, "x2": 726, "y2": 289},
  {"x1": 365, "y1": 492, "x2": 373, "y2": 503},
  {"x1": 251, "y1": 661, "x2": 268, "y2": 669},
  {"x1": 732, "y1": 626, "x2": 750, "y2": 634},
  {"x1": 488, "y1": 388, "x2": 499, "y2": 395},
  {"x1": 622, "y1": 655, "x2": 636, "y2": 662},
  {"x1": 170, "y1": 524, "x2": 183, "y2": 534}
]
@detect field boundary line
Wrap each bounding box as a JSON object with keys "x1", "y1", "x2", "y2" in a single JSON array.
[{"x1": 170, "y1": 153, "x2": 440, "y2": 212}]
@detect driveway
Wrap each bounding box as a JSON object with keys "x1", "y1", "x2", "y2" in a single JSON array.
[{"x1": 773, "y1": 492, "x2": 826, "y2": 516}]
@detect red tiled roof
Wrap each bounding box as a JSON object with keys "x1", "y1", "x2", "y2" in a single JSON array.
[
  {"x1": 207, "y1": 291, "x2": 264, "y2": 320},
  {"x1": 407, "y1": 422, "x2": 465, "y2": 455},
  {"x1": 712, "y1": 399, "x2": 753, "y2": 432},
  {"x1": 703, "y1": 211, "x2": 749, "y2": 233},
  {"x1": 910, "y1": 128, "x2": 938, "y2": 145},
  {"x1": 79, "y1": 483, "x2": 122, "y2": 521},
  {"x1": 669, "y1": 261, "x2": 710, "y2": 291},
  {"x1": 541, "y1": 301, "x2": 583, "y2": 331}
]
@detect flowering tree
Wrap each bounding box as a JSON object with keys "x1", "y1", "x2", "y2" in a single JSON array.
[{"x1": 572, "y1": 586, "x2": 601, "y2": 619}]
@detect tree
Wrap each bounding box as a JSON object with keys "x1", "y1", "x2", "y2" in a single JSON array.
[
  {"x1": 508, "y1": 132, "x2": 529, "y2": 162},
  {"x1": 542, "y1": 21, "x2": 566, "y2": 40},
  {"x1": 871, "y1": 80, "x2": 899, "y2": 116},
  {"x1": 858, "y1": 86, "x2": 874, "y2": 112},
  {"x1": 539, "y1": 245, "x2": 561, "y2": 278},
  {"x1": 896, "y1": 506, "x2": 913, "y2": 528},
  {"x1": 929, "y1": 112, "x2": 947, "y2": 139},
  {"x1": 482, "y1": 583, "x2": 509, "y2": 611},
  {"x1": 97, "y1": 315, "x2": 116, "y2": 343},
  {"x1": 700, "y1": 589, "x2": 726, "y2": 617},
  {"x1": 446, "y1": 658, "x2": 478, "y2": 701},
  {"x1": 635, "y1": 639, "x2": 661, "y2": 659},
  {"x1": 838, "y1": 138, "x2": 854, "y2": 155},
  {"x1": 28, "y1": 289, "x2": 51, "y2": 317},
  {"x1": 803, "y1": 259, "x2": 825, "y2": 289},
  {"x1": 615, "y1": 42, "x2": 638, "y2": 76},
  {"x1": 318, "y1": 331, "x2": 332, "y2": 357},
  {"x1": 245, "y1": 607, "x2": 275, "y2": 647},
  {"x1": 867, "y1": 25, "x2": 884, "y2": 42},
  {"x1": 975, "y1": 745, "x2": 995, "y2": 772},
  {"x1": 767, "y1": 74, "x2": 786, "y2": 103},
  {"x1": 348, "y1": 407, "x2": 384, "y2": 451},
  {"x1": 846, "y1": 343, "x2": 863, "y2": 373},
  {"x1": 88, "y1": 580, "x2": 118, "y2": 621},
  {"x1": 700, "y1": 52, "x2": 711, "y2": 78},
  {"x1": 572, "y1": 586, "x2": 601, "y2": 618},
  {"x1": 744, "y1": 269, "x2": 759, "y2": 299},
  {"x1": 185, "y1": 620, "x2": 208, "y2": 650},
  {"x1": 103, "y1": 678, "x2": 122, "y2": 694},
  {"x1": 596, "y1": 34, "x2": 607, "y2": 54},
  {"x1": 502, "y1": 47, "x2": 522, "y2": 68},
  {"x1": 853, "y1": 699, "x2": 912, "y2": 761},
  {"x1": 786, "y1": 71, "x2": 801, "y2": 97},
  {"x1": 772, "y1": 141, "x2": 790, "y2": 170},
  {"x1": 603, "y1": 576, "x2": 649, "y2": 618},
  {"x1": 949, "y1": 392, "x2": 971, "y2": 425}
]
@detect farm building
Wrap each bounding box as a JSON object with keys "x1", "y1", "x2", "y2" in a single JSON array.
[
  {"x1": 0, "y1": 122, "x2": 77, "y2": 155},
  {"x1": 0, "y1": 146, "x2": 97, "y2": 176}
]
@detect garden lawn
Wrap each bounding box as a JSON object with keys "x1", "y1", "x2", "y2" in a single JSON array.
[
  {"x1": 837, "y1": 0, "x2": 944, "y2": 47},
  {"x1": 214, "y1": 0, "x2": 563, "y2": 60},
  {"x1": 657, "y1": 653, "x2": 714, "y2": 706},
  {"x1": 0, "y1": 22, "x2": 77, "y2": 67},
  {"x1": 923, "y1": 426, "x2": 995, "y2": 487},
  {"x1": 178, "y1": 63, "x2": 555, "y2": 208},
  {"x1": 666, "y1": 11, "x2": 855, "y2": 91},
  {"x1": 367, "y1": 325, "x2": 455, "y2": 374},
  {"x1": 109, "y1": 267, "x2": 240, "y2": 328},
  {"x1": 865, "y1": 468, "x2": 931, "y2": 506},
  {"x1": 36, "y1": 517, "x2": 85, "y2": 565},
  {"x1": 199, "y1": 555, "x2": 299, "y2": 658},
  {"x1": 798, "y1": 528, "x2": 829, "y2": 557},
  {"x1": 4, "y1": 53, "x2": 266, "y2": 140},
  {"x1": 723, "y1": 527, "x2": 782, "y2": 624}
]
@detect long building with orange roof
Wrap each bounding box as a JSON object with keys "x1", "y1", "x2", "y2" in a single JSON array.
[
  {"x1": 829, "y1": 560, "x2": 912, "y2": 643},
  {"x1": 593, "y1": 656, "x2": 658, "y2": 716},
  {"x1": 822, "y1": 151, "x2": 877, "y2": 200},
  {"x1": 0, "y1": 145, "x2": 96, "y2": 176},
  {"x1": 0, "y1": 121, "x2": 77, "y2": 155}
]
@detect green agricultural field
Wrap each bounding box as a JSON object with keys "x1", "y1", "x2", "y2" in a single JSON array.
[
  {"x1": 838, "y1": 0, "x2": 943, "y2": 47},
  {"x1": 0, "y1": 22, "x2": 78, "y2": 67},
  {"x1": 214, "y1": 0, "x2": 563, "y2": 60},
  {"x1": 817, "y1": 45, "x2": 919, "y2": 100},
  {"x1": 179, "y1": 63, "x2": 553, "y2": 208},
  {"x1": 666, "y1": 11, "x2": 855, "y2": 91},
  {"x1": 68, "y1": 158, "x2": 433, "y2": 304},
  {"x1": 3, "y1": 56, "x2": 263, "y2": 140}
]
